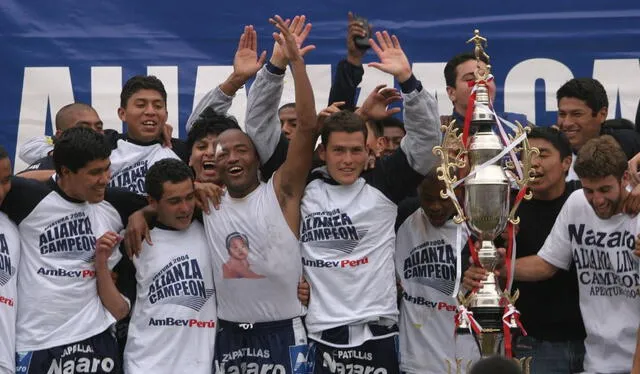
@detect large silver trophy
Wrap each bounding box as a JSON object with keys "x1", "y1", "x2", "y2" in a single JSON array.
[{"x1": 433, "y1": 30, "x2": 538, "y2": 370}]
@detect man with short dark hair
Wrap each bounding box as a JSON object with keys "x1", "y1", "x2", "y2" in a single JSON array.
[
  {"x1": 0, "y1": 146, "x2": 19, "y2": 374},
  {"x1": 19, "y1": 103, "x2": 107, "y2": 173},
  {"x1": 121, "y1": 158, "x2": 216, "y2": 374},
  {"x1": 187, "y1": 107, "x2": 240, "y2": 185},
  {"x1": 278, "y1": 102, "x2": 297, "y2": 140},
  {"x1": 469, "y1": 356, "x2": 522, "y2": 374},
  {"x1": 465, "y1": 135, "x2": 640, "y2": 374},
  {"x1": 441, "y1": 52, "x2": 528, "y2": 133},
  {"x1": 2, "y1": 127, "x2": 146, "y2": 374},
  {"x1": 557, "y1": 77, "x2": 640, "y2": 180},
  {"x1": 379, "y1": 117, "x2": 405, "y2": 156},
  {"x1": 509, "y1": 127, "x2": 585, "y2": 374}
]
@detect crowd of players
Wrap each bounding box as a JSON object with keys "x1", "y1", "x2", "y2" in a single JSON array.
[{"x1": 2, "y1": 12, "x2": 640, "y2": 374}]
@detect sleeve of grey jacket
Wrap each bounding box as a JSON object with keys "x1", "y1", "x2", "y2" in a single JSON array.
[
  {"x1": 185, "y1": 86, "x2": 234, "y2": 133},
  {"x1": 244, "y1": 65, "x2": 285, "y2": 163},
  {"x1": 400, "y1": 77, "x2": 442, "y2": 175}
]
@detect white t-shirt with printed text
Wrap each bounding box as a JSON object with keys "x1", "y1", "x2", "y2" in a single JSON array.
[
  {"x1": 396, "y1": 209, "x2": 479, "y2": 373},
  {"x1": 538, "y1": 190, "x2": 640, "y2": 374},
  {"x1": 124, "y1": 223, "x2": 216, "y2": 374}
]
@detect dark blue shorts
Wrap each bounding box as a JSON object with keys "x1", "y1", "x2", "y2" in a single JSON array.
[
  {"x1": 214, "y1": 317, "x2": 308, "y2": 374},
  {"x1": 308, "y1": 334, "x2": 400, "y2": 374},
  {"x1": 15, "y1": 328, "x2": 120, "y2": 374}
]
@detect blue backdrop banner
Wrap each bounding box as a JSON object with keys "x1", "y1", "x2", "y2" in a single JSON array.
[{"x1": 1, "y1": 0, "x2": 639, "y2": 170}]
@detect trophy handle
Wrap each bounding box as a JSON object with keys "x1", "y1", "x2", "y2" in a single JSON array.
[
  {"x1": 433, "y1": 119, "x2": 468, "y2": 224},
  {"x1": 507, "y1": 122, "x2": 539, "y2": 225}
]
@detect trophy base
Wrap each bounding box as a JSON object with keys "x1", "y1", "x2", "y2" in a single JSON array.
[{"x1": 470, "y1": 306, "x2": 503, "y2": 330}]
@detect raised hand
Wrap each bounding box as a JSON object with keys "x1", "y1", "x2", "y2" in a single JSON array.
[
  {"x1": 96, "y1": 231, "x2": 122, "y2": 266},
  {"x1": 346, "y1": 12, "x2": 368, "y2": 64},
  {"x1": 357, "y1": 84, "x2": 402, "y2": 121},
  {"x1": 368, "y1": 31, "x2": 412, "y2": 82},
  {"x1": 317, "y1": 101, "x2": 346, "y2": 130},
  {"x1": 270, "y1": 15, "x2": 314, "y2": 68},
  {"x1": 234, "y1": 25, "x2": 267, "y2": 81}
]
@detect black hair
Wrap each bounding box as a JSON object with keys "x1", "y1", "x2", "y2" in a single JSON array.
[
  {"x1": 469, "y1": 356, "x2": 522, "y2": 374},
  {"x1": 444, "y1": 52, "x2": 489, "y2": 88},
  {"x1": 0, "y1": 145, "x2": 7, "y2": 160},
  {"x1": 321, "y1": 111, "x2": 368, "y2": 146},
  {"x1": 556, "y1": 78, "x2": 608, "y2": 116},
  {"x1": 55, "y1": 103, "x2": 96, "y2": 131},
  {"x1": 225, "y1": 232, "x2": 249, "y2": 252},
  {"x1": 145, "y1": 158, "x2": 194, "y2": 201},
  {"x1": 187, "y1": 107, "x2": 241, "y2": 151},
  {"x1": 602, "y1": 118, "x2": 635, "y2": 131},
  {"x1": 378, "y1": 117, "x2": 405, "y2": 132},
  {"x1": 53, "y1": 127, "x2": 111, "y2": 174},
  {"x1": 120, "y1": 75, "x2": 167, "y2": 108},
  {"x1": 278, "y1": 102, "x2": 296, "y2": 113},
  {"x1": 367, "y1": 120, "x2": 384, "y2": 138},
  {"x1": 527, "y1": 126, "x2": 572, "y2": 160}
]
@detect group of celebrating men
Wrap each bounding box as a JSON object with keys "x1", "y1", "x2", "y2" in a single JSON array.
[{"x1": 1, "y1": 11, "x2": 640, "y2": 374}]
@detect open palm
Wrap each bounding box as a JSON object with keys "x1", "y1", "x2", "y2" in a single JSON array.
[
  {"x1": 368, "y1": 31, "x2": 411, "y2": 81},
  {"x1": 233, "y1": 25, "x2": 267, "y2": 80}
]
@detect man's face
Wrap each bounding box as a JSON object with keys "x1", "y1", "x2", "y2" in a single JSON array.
[
  {"x1": 61, "y1": 158, "x2": 111, "y2": 203},
  {"x1": 319, "y1": 131, "x2": 368, "y2": 185},
  {"x1": 215, "y1": 130, "x2": 260, "y2": 196},
  {"x1": 581, "y1": 175, "x2": 624, "y2": 219},
  {"x1": 118, "y1": 89, "x2": 168, "y2": 143},
  {"x1": 279, "y1": 107, "x2": 297, "y2": 141},
  {"x1": 446, "y1": 59, "x2": 496, "y2": 116},
  {"x1": 528, "y1": 138, "x2": 571, "y2": 198},
  {"x1": 229, "y1": 237, "x2": 249, "y2": 260},
  {"x1": 189, "y1": 134, "x2": 220, "y2": 184},
  {"x1": 0, "y1": 158, "x2": 12, "y2": 207},
  {"x1": 150, "y1": 179, "x2": 195, "y2": 231},
  {"x1": 383, "y1": 126, "x2": 405, "y2": 156},
  {"x1": 557, "y1": 97, "x2": 607, "y2": 151},
  {"x1": 57, "y1": 109, "x2": 104, "y2": 137},
  {"x1": 419, "y1": 181, "x2": 456, "y2": 227}
]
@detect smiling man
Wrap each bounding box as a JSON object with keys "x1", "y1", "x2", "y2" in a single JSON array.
[
  {"x1": 465, "y1": 135, "x2": 640, "y2": 374},
  {"x1": 556, "y1": 78, "x2": 640, "y2": 181},
  {"x1": 107, "y1": 76, "x2": 184, "y2": 195},
  {"x1": 1, "y1": 128, "x2": 146, "y2": 374}
]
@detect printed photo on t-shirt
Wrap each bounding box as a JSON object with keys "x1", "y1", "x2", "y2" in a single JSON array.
[{"x1": 222, "y1": 232, "x2": 265, "y2": 279}]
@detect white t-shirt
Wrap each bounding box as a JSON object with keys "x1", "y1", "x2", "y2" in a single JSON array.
[
  {"x1": 124, "y1": 223, "x2": 216, "y2": 374},
  {"x1": 108, "y1": 139, "x2": 180, "y2": 195},
  {"x1": 538, "y1": 190, "x2": 640, "y2": 374},
  {"x1": 0, "y1": 213, "x2": 20, "y2": 374},
  {"x1": 203, "y1": 177, "x2": 304, "y2": 323},
  {"x1": 566, "y1": 153, "x2": 579, "y2": 182},
  {"x1": 396, "y1": 208, "x2": 479, "y2": 373},
  {"x1": 1, "y1": 177, "x2": 145, "y2": 351},
  {"x1": 300, "y1": 173, "x2": 398, "y2": 346}
]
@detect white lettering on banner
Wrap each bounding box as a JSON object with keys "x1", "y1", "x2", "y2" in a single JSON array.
[
  {"x1": 16, "y1": 67, "x2": 74, "y2": 171},
  {"x1": 194, "y1": 65, "x2": 248, "y2": 131},
  {"x1": 90, "y1": 66, "x2": 123, "y2": 133},
  {"x1": 411, "y1": 62, "x2": 451, "y2": 116},
  {"x1": 355, "y1": 66, "x2": 394, "y2": 108},
  {"x1": 593, "y1": 59, "x2": 640, "y2": 120},
  {"x1": 14, "y1": 60, "x2": 640, "y2": 172},
  {"x1": 504, "y1": 58, "x2": 574, "y2": 125}
]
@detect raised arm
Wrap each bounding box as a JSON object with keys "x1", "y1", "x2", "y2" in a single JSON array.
[
  {"x1": 186, "y1": 25, "x2": 267, "y2": 132},
  {"x1": 95, "y1": 231, "x2": 130, "y2": 321},
  {"x1": 245, "y1": 16, "x2": 312, "y2": 164},
  {"x1": 369, "y1": 31, "x2": 441, "y2": 175},
  {"x1": 328, "y1": 12, "x2": 368, "y2": 110},
  {"x1": 269, "y1": 15, "x2": 317, "y2": 234}
]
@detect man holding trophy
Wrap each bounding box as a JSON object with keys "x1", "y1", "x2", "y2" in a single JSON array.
[
  {"x1": 455, "y1": 29, "x2": 640, "y2": 374},
  {"x1": 432, "y1": 29, "x2": 538, "y2": 370}
]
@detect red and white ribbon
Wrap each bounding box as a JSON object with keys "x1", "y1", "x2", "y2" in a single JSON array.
[
  {"x1": 502, "y1": 303, "x2": 527, "y2": 358},
  {"x1": 455, "y1": 304, "x2": 482, "y2": 335}
]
